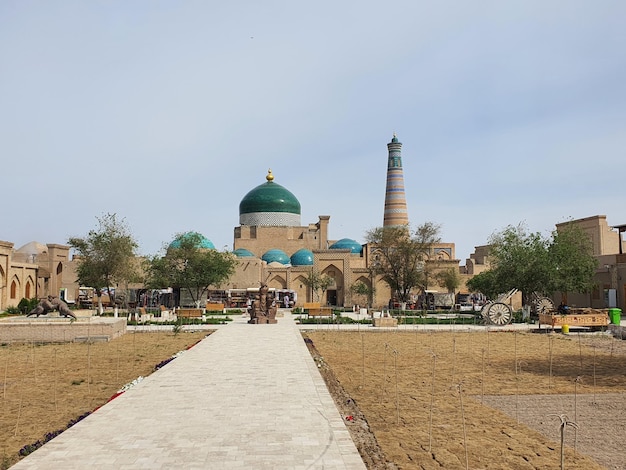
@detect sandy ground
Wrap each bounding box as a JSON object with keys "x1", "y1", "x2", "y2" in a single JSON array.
[
  {"x1": 2, "y1": 326, "x2": 625, "y2": 469},
  {"x1": 0, "y1": 330, "x2": 210, "y2": 469},
  {"x1": 305, "y1": 328, "x2": 626, "y2": 470}
]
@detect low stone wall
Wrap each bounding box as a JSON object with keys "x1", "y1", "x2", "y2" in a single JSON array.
[{"x1": 0, "y1": 316, "x2": 127, "y2": 343}]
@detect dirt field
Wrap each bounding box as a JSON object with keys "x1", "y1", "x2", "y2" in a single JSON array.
[
  {"x1": 0, "y1": 330, "x2": 210, "y2": 469},
  {"x1": 305, "y1": 328, "x2": 626, "y2": 470},
  {"x1": 2, "y1": 327, "x2": 625, "y2": 469}
]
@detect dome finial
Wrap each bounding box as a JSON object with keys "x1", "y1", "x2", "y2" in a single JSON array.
[
  {"x1": 266, "y1": 168, "x2": 274, "y2": 182},
  {"x1": 391, "y1": 132, "x2": 398, "y2": 143}
]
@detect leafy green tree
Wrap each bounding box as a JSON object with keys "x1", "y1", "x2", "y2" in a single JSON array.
[
  {"x1": 435, "y1": 267, "x2": 461, "y2": 294},
  {"x1": 466, "y1": 223, "x2": 597, "y2": 305},
  {"x1": 145, "y1": 233, "x2": 237, "y2": 308},
  {"x1": 350, "y1": 280, "x2": 376, "y2": 308},
  {"x1": 366, "y1": 222, "x2": 441, "y2": 304},
  {"x1": 465, "y1": 270, "x2": 500, "y2": 300},
  {"x1": 548, "y1": 222, "x2": 597, "y2": 294},
  {"x1": 68, "y1": 214, "x2": 139, "y2": 314},
  {"x1": 487, "y1": 224, "x2": 550, "y2": 305},
  {"x1": 302, "y1": 269, "x2": 334, "y2": 303}
]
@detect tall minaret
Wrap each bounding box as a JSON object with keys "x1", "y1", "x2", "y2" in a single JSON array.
[{"x1": 383, "y1": 133, "x2": 409, "y2": 227}]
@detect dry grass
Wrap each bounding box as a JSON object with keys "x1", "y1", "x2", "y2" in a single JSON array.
[
  {"x1": 306, "y1": 329, "x2": 626, "y2": 470},
  {"x1": 0, "y1": 330, "x2": 210, "y2": 468}
]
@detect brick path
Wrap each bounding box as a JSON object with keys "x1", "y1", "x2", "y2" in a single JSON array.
[{"x1": 11, "y1": 313, "x2": 366, "y2": 469}]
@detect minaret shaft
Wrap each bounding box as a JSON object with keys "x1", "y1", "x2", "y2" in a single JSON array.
[{"x1": 383, "y1": 135, "x2": 409, "y2": 227}]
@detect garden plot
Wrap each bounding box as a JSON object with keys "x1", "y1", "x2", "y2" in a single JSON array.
[{"x1": 305, "y1": 329, "x2": 626, "y2": 470}]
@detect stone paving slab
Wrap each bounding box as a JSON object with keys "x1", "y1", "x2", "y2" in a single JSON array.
[{"x1": 12, "y1": 314, "x2": 365, "y2": 469}]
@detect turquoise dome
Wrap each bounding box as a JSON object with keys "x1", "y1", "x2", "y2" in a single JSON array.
[
  {"x1": 233, "y1": 248, "x2": 256, "y2": 258},
  {"x1": 290, "y1": 249, "x2": 314, "y2": 266},
  {"x1": 262, "y1": 249, "x2": 290, "y2": 265},
  {"x1": 169, "y1": 232, "x2": 215, "y2": 250},
  {"x1": 329, "y1": 238, "x2": 362, "y2": 254},
  {"x1": 239, "y1": 170, "x2": 301, "y2": 226}
]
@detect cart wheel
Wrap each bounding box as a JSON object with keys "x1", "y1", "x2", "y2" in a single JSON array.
[
  {"x1": 534, "y1": 297, "x2": 554, "y2": 315},
  {"x1": 486, "y1": 302, "x2": 512, "y2": 325}
]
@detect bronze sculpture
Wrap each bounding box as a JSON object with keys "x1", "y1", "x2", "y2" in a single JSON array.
[
  {"x1": 27, "y1": 296, "x2": 77, "y2": 320},
  {"x1": 248, "y1": 283, "x2": 277, "y2": 324}
]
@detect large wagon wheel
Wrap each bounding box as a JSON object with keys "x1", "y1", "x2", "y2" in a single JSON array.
[
  {"x1": 484, "y1": 302, "x2": 513, "y2": 325},
  {"x1": 534, "y1": 297, "x2": 554, "y2": 315}
]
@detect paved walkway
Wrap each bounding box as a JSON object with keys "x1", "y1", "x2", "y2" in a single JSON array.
[{"x1": 12, "y1": 313, "x2": 366, "y2": 469}]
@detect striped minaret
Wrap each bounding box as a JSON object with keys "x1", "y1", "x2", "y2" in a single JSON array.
[{"x1": 383, "y1": 133, "x2": 410, "y2": 227}]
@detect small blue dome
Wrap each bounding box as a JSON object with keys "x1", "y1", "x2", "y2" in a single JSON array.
[
  {"x1": 233, "y1": 248, "x2": 256, "y2": 258},
  {"x1": 290, "y1": 249, "x2": 314, "y2": 266},
  {"x1": 262, "y1": 249, "x2": 290, "y2": 265},
  {"x1": 329, "y1": 238, "x2": 362, "y2": 254},
  {"x1": 169, "y1": 232, "x2": 215, "y2": 250}
]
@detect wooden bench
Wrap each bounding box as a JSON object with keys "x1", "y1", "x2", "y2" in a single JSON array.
[
  {"x1": 303, "y1": 302, "x2": 333, "y2": 318},
  {"x1": 206, "y1": 302, "x2": 225, "y2": 312},
  {"x1": 137, "y1": 307, "x2": 153, "y2": 322},
  {"x1": 177, "y1": 308, "x2": 203, "y2": 318}
]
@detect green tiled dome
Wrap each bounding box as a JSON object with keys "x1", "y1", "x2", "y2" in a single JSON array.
[
  {"x1": 290, "y1": 249, "x2": 314, "y2": 266},
  {"x1": 329, "y1": 238, "x2": 362, "y2": 254},
  {"x1": 239, "y1": 170, "x2": 301, "y2": 226},
  {"x1": 262, "y1": 249, "x2": 290, "y2": 265},
  {"x1": 233, "y1": 248, "x2": 256, "y2": 258}
]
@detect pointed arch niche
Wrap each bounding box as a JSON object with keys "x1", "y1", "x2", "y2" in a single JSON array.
[
  {"x1": 267, "y1": 274, "x2": 286, "y2": 290},
  {"x1": 322, "y1": 264, "x2": 343, "y2": 306},
  {"x1": 293, "y1": 275, "x2": 310, "y2": 304},
  {"x1": 10, "y1": 276, "x2": 20, "y2": 300},
  {"x1": 25, "y1": 276, "x2": 35, "y2": 299}
]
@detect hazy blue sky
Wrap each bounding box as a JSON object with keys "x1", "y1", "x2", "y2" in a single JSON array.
[{"x1": 2, "y1": 1, "x2": 625, "y2": 261}]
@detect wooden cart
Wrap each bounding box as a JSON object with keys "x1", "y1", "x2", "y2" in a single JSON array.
[{"x1": 539, "y1": 308, "x2": 609, "y2": 330}]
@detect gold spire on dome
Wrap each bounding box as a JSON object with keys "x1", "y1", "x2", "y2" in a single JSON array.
[{"x1": 266, "y1": 169, "x2": 274, "y2": 182}]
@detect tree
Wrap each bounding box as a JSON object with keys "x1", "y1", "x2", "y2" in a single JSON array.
[
  {"x1": 68, "y1": 213, "x2": 139, "y2": 314},
  {"x1": 350, "y1": 280, "x2": 375, "y2": 308},
  {"x1": 144, "y1": 232, "x2": 237, "y2": 308},
  {"x1": 435, "y1": 267, "x2": 461, "y2": 294},
  {"x1": 487, "y1": 224, "x2": 551, "y2": 305},
  {"x1": 302, "y1": 269, "x2": 333, "y2": 303},
  {"x1": 548, "y1": 222, "x2": 597, "y2": 295},
  {"x1": 466, "y1": 223, "x2": 597, "y2": 306},
  {"x1": 366, "y1": 222, "x2": 441, "y2": 304},
  {"x1": 465, "y1": 270, "x2": 500, "y2": 300}
]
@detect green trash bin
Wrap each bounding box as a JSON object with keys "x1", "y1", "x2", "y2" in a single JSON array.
[{"x1": 608, "y1": 308, "x2": 622, "y2": 325}]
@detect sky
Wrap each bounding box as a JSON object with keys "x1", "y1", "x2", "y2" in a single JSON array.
[{"x1": 2, "y1": 1, "x2": 625, "y2": 262}]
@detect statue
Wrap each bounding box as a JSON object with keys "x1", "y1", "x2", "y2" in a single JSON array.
[
  {"x1": 26, "y1": 298, "x2": 55, "y2": 317},
  {"x1": 27, "y1": 296, "x2": 77, "y2": 320},
  {"x1": 248, "y1": 283, "x2": 277, "y2": 324}
]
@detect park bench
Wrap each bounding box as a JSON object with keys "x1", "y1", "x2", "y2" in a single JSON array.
[
  {"x1": 177, "y1": 308, "x2": 203, "y2": 318},
  {"x1": 136, "y1": 307, "x2": 153, "y2": 323},
  {"x1": 303, "y1": 302, "x2": 333, "y2": 318},
  {"x1": 206, "y1": 302, "x2": 225, "y2": 312}
]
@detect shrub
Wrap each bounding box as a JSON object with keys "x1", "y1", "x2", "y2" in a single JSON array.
[
  {"x1": 5, "y1": 306, "x2": 21, "y2": 315},
  {"x1": 14, "y1": 298, "x2": 39, "y2": 315}
]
